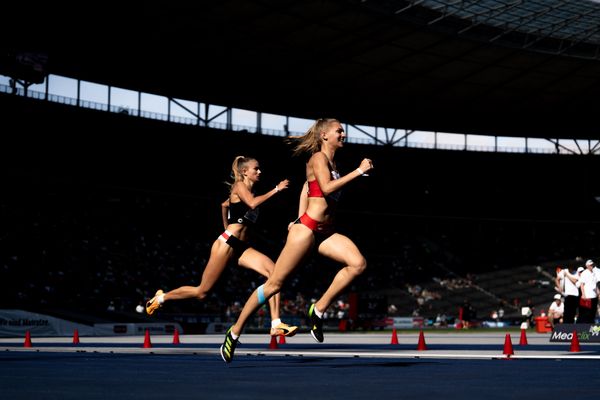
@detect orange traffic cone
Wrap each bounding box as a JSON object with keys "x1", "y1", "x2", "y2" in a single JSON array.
[
  {"x1": 519, "y1": 329, "x2": 528, "y2": 346},
  {"x1": 72, "y1": 329, "x2": 80, "y2": 345},
  {"x1": 278, "y1": 334, "x2": 286, "y2": 345},
  {"x1": 143, "y1": 329, "x2": 152, "y2": 348},
  {"x1": 569, "y1": 330, "x2": 580, "y2": 352},
  {"x1": 269, "y1": 335, "x2": 278, "y2": 350},
  {"x1": 172, "y1": 328, "x2": 180, "y2": 345},
  {"x1": 416, "y1": 330, "x2": 427, "y2": 351},
  {"x1": 390, "y1": 327, "x2": 399, "y2": 345},
  {"x1": 503, "y1": 333, "x2": 514, "y2": 357},
  {"x1": 24, "y1": 330, "x2": 32, "y2": 348}
]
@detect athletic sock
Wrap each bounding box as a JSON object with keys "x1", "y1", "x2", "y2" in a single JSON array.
[{"x1": 314, "y1": 306, "x2": 323, "y2": 319}]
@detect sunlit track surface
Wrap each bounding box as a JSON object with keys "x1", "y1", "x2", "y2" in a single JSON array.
[
  {"x1": 1, "y1": 332, "x2": 598, "y2": 360},
  {"x1": 2, "y1": 332, "x2": 599, "y2": 400}
]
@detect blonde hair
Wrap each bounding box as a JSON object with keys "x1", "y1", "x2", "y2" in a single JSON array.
[
  {"x1": 287, "y1": 118, "x2": 339, "y2": 157},
  {"x1": 225, "y1": 156, "x2": 256, "y2": 191}
]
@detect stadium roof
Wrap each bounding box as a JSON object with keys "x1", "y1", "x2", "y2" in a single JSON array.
[{"x1": 3, "y1": 0, "x2": 600, "y2": 139}]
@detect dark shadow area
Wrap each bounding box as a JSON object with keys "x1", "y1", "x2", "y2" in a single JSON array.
[{"x1": 2, "y1": 94, "x2": 599, "y2": 327}]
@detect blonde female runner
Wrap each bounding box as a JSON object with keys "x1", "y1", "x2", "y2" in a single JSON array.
[
  {"x1": 221, "y1": 119, "x2": 373, "y2": 362},
  {"x1": 146, "y1": 156, "x2": 298, "y2": 337}
]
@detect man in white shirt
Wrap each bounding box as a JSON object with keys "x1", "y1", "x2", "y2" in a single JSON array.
[
  {"x1": 593, "y1": 262, "x2": 600, "y2": 291},
  {"x1": 577, "y1": 260, "x2": 599, "y2": 324},
  {"x1": 558, "y1": 266, "x2": 581, "y2": 323},
  {"x1": 548, "y1": 294, "x2": 564, "y2": 328}
]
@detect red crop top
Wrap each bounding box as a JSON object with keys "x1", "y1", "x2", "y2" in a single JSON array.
[
  {"x1": 307, "y1": 168, "x2": 342, "y2": 200},
  {"x1": 307, "y1": 180, "x2": 323, "y2": 197}
]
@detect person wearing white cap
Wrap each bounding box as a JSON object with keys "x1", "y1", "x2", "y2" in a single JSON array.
[
  {"x1": 547, "y1": 294, "x2": 564, "y2": 328},
  {"x1": 577, "y1": 259, "x2": 599, "y2": 323},
  {"x1": 591, "y1": 259, "x2": 600, "y2": 291},
  {"x1": 557, "y1": 265, "x2": 582, "y2": 323}
]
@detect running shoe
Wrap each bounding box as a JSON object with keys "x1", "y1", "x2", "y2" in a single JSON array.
[
  {"x1": 270, "y1": 322, "x2": 298, "y2": 337},
  {"x1": 308, "y1": 303, "x2": 324, "y2": 343},
  {"x1": 220, "y1": 326, "x2": 239, "y2": 363},
  {"x1": 145, "y1": 289, "x2": 164, "y2": 315}
]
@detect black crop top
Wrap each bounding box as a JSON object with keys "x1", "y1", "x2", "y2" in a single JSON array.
[{"x1": 227, "y1": 201, "x2": 259, "y2": 225}]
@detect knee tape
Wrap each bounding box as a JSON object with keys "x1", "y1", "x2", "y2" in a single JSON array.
[{"x1": 257, "y1": 284, "x2": 266, "y2": 305}]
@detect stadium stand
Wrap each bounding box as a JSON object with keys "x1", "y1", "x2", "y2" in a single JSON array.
[{"x1": 2, "y1": 92, "x2": 599, "y2": 331}]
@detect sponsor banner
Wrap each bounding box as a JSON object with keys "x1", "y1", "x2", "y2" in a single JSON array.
[
  {"x1": 205, "y1": 322, "x2": 228, "y2": 334},
  {"x1": 0, "y1": 309, "x2": 94, "y2": 337},
  {"x1": 94, "y1": 322, "x2": 183, "y2": 336},
  {"x1": 391, "y1": 317, "x2": 424, "y2": 329},
  {"x1": 549, "y1": 323, "x2": 600, "y2": 343},
  {"x1": 481, "y1": 321, "x2": 509, "y2": 328},
  {"x1": 0, "y1": 310, "x2": 183, "y2": 337}
]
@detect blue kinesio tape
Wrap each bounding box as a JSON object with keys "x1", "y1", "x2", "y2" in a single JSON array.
[{"x1": 257, "y1": 284, "x2": 266, "y2": 305}]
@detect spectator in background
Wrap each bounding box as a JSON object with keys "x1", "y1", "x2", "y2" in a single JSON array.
[
  {"x1": 521, "y1": 299, "x2": 534, "y2": 329},
  {"x1": 461, "y1": 299, "x2": 476, "y2": 328},
  {"x1": 593, "y1": 261, "x2": 600, "y2": 292},
  {"x1": 547, "y1": 294, "x2": 564, "y2": 328},
  {"x1": 558, "y1": 265, "x2": 581, "y2": 323},
  {"x1": 554, "y1": 266, "x2": 564, "y2": 296},
  {"x1": 577, "y1": 259, "x2": 598, "y2": 323}
]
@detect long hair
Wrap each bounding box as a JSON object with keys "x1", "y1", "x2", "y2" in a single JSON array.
[
  {"x1": 286, "y1": 118, "x2": 339, "y2": 157},
  {"x1": 225, "y1": 156, "x2": 255, "y2": 192}
]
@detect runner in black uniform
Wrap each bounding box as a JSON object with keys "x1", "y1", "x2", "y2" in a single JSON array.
[{"x1": 146, "y1": 156, "x2": 298, "y2": 337}]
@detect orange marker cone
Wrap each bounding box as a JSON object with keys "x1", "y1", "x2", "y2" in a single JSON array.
[
  {"x1": 24, "y1": 330, "x2": 32, "y2": 348},
  {"x1": 172, "y1": 328, "x2": 180, "y2": 345},
  {"x1": 269, "y1": 335, "x2": 278, "y2": 349},
  {"x1": 390, "y1": 327, "x2": 399, "y2": 345},
  {"x1": 503, "y1": 333, "x2": 514, "y2": 357},
  {"x1": 417, "y1": 330, "x2": 427, "y2": 351},
  {"x1": 569, "y1": 330, "x2": 580, "y2": 352},
  {"x1": 519, "y1": 329, "x2": 528, "y2": 346},
  {"x1": 278, "y1": 334, "x2": 286, "y2": 345},
  {"x1": 143, "y1": 329, "x2": 152, "y2": 348},
  {"x1": 72, "y1": 329, "x2": 80, "y2": 345}
]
